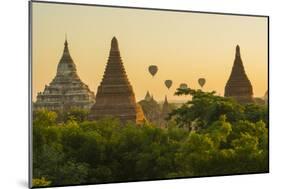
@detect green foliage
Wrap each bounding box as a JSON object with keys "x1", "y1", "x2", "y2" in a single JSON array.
[
  {"x1": 203, "y1": 115, "x2": 232, "y2": 147},
  {"x1": 33, "y1": 109, "x2": 57, "y2": 127},
  {"x1": 244, "y1": 103, "x2": 268, "y2": 125},
  {"x1": 60, "y1": 108, "x2": 90, "y2": 123},
  {"x1": 167, "y1": 103, "x2": 177, "y2": 112},
  {"x1": 170, "y1": 88, "x2": 267, "y2": 129},
  {"x1": 33, "y1": 118, "x2": 268, "y2": 186},
  {"x1": 32, "y1": 88, "x2": 268, "y2": 186},
  {"x1": 32, "y1": 177, "x2": 51, "y2": 187}
]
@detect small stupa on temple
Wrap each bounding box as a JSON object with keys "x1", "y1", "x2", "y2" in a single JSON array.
[
  {"x1": 224, "y1": 45, "x2": 254, "y2": 104},
  {"x1": 34, "y1": 38, "x2": 95, "y2": 111},
  {"x1": 161, "y1": 96, "x2": 171, "y2": 119},
  {"x1": 144, "y1": 91, "x2": 152, "y2": 101},
  {"x1": 89, "y1": 37, "x2": 145, "y2": 124}
]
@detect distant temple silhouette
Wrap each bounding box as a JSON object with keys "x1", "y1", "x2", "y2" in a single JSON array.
[
  {"x1": 139, "y1": 91, "x2": 160, "y2": 123},
  {"x1": 224, "y1": 45, "x2": 254, "y2": 103},
  {"x1": 89, "y1": 37, "x2": 145, "y2": 124},
  {"x1": 161, "y1": 95, "x2": 171, "y2": 120},
  {"x1": 34, "y1": 39, "x2": 95, "y2": 111},
  {"x1": 144, "y1": 91, "x2": 152, "y2": 101}
]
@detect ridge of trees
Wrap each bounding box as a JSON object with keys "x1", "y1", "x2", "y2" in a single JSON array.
[{"x1": 32, "y1": 88, "x2": 268, "y2": 187}]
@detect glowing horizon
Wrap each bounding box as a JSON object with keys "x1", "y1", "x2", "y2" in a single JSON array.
[{"x1": 32, "y1": 2, "x2": 268, "y2": 102}]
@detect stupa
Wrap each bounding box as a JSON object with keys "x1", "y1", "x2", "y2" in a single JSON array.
[
  {"x1": 161, "y1": 96, "x2": 171, "y2": 119},
  {"x1": 34, "y1": 39, "x2": 95, "y2": 111},
  {"x1": 139, "y1": 92, "x2": 160, "y2": 123},
  {"x1": 89, "y1": 37, "x2": 145, "y2": 124},
  {"x1": 224, "y1": 45, "x2": 254, "y2": 103},
  {"x1": 144, "y1": 91, "x2": 152, "y2": 101}
]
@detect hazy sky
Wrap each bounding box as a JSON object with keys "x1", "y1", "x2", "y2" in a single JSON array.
[{"x1": 32, "y1": 2, "x2": 268, "y2": 102}]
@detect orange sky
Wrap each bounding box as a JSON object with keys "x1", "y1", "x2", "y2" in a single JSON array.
[{"x1": 32, "y1": 2, "x2": 268, "y2": 102}]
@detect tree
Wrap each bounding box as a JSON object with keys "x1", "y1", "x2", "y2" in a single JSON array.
[
  {"x1": 33, "y1": 109, "x2": 57, "y2": 127},
  {"x1": 169, "y1": 88, "x2": 261, "y2": 130},
  {"x1": 32, "y1": 90, "x2": 268, "y2": 186},
  {"x1": 244, "y1": 103, "x2": 268, "y2": 125},
  {"x1": 59, "y1": 108, "x2": 90, "y2": 123},
  {"x1": 32, "y1": 177, "x2": 51, "y2": 187}
]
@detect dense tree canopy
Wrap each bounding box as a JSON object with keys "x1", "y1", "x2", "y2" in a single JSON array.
[
  {"x1": 169, "y1": 88, "x2": 268, "y2": 130},
  {"x1": 32, "y1": 88, "x2": 268, "y2": 187}
]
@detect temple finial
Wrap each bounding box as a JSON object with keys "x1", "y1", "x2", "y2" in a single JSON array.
[
  {"x1": 111, "y1": 36, "x2": 119, "y2": 51},
  {"x1": 236, "y1": 45, "x2": 240, "y2": 57},
  {"x1": 61, "y1": 34, "x2": 71, "y2": 59},
  {"x1": 145, "y1": 91, "x2": 151, "y2": 101},
  {"x1": 64, "y1": 33, "x2": 68, "y2": 46}
]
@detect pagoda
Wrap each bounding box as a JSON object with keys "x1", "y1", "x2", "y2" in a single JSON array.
[
  {"x1": 224, "y1": 45, "x2": 254, "y2": 103},
  {"x1": 89, "y1": 37, "x2": 145, "y2": 124},
  {"x1": 34, "y1": 39, "x2": 95, "y2": 111},
  {"x1": 144, "y1": 91, "x2": 152, "y2": 101},
  {"x1": 161, "y1": 96, "x2": 171, "y2": 120},
  {"x1": 139, "y1": 92, "x2": 160, "y2": 123}
]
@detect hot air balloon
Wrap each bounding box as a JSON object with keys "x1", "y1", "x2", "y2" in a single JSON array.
[
  {"x1": 148, "y1": 65, "x2": 158, "y2": 77},
  {"x1": 179, "y1": 83, "x2": 188, "y2": 89},
  {"x1": 198, "y1": 78, "x2": 206, "y2": 88},
  {"x1": 165, "y1": 80, "x2": 173, "y2": 89}
]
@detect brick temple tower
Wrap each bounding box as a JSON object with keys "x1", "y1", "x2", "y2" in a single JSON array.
[
  {"x1": 224, "y1": 45, "x2": 254, "y2": 103},
  {"x1": 161, "y1": 96, "x2": 171, "y2": 120},
  {"x1": 89, "y1": 37, "x2": 145, "y2": 123}
]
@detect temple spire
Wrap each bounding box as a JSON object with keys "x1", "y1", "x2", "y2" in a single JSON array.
[
  {"x1": 34, "y1": 37, "x2": 95, "y2": 111},
  {"x1": 224, "y1": 45, "x2": 253, "y2": 103},
  {"x1": 64, "y1": 33, "x2": 68, "y2": 47},
  {"x1": 64, "y1": 39, "x2": 69, "y2": 52},
  {"x1": 162, "y1": 95, "x2": 169, "y2": 111},
  {"x1": 111, "y1": 36, "x2": 119, "y2": 51},
  {"x1": 108, "y1": 36, "x2": 121, "y2": 59},
  {"x1": 145, "y1": 91, "x2": 151, "y2": 101},
  {"x1": 57, "y1": 39, "x2": 76, "y2": 76},
  {"x1": 100, "y1": 36, "x2": 129, "y2": 86},
  {"x1": 161, "y1": 95, "x2": 170, "y2": 120},
  {"x1": 164, "y1": 95, "x2": 168, "y2": 104},
  {"x1": 90, "y1": 37, "x2": 145, "y2": 123},
  {"x1": 236, "y1": 45, "x2": 240, "y2": 57}
]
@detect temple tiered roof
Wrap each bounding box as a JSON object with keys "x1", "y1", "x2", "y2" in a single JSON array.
[
  {"x1": 34, "y1": 39, "x2": 95, "y2": 111},
  {"x1": 161, "y1": 96, "x2": 170, "y2": 119},
  {"x1": 224, "y1": 45, "x2": 254, "y2": 104},
  {"x1": 89, "y1": 37, "x2": 145, "y2": 123}
]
